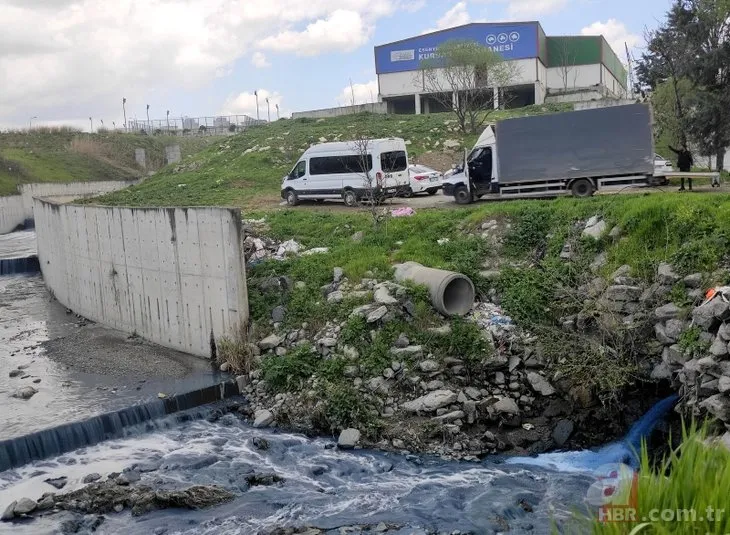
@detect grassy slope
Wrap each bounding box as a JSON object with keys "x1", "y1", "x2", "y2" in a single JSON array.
[
  {"x1": 91, "y1": 104, "x2": 572, "y2": 208},
  {"x1": 0, "y1": 131, "x2": 216, "y2": 196}
]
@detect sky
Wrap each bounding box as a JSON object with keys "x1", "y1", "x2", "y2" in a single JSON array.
[{"x1": 0, "y1": 0, "x2": 674, "y2": 131}]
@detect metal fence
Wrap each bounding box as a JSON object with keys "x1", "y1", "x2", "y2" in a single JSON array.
[{"x1": 125, "y1": 114, "x2": 267, "y2": 136}]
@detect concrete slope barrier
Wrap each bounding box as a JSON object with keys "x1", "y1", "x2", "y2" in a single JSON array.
[
  {"x1": 34, "y1": 199, "x2": 249, "y2": 357},
  {"x1": 0, "y1": 196, "x2": 25, "y2": 234},
  {"x1": 0, "y1": 180, "x2": 139, "y2": 235}
]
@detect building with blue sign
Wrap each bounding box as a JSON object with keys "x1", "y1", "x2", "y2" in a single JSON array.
[{"x1": 375, "y1": 22, "x2": 627, "y2": 114}]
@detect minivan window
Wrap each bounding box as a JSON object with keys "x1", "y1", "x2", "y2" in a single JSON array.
[
  {"x1": 381, "y1": 151, "x2": 407, "y2": 172},
  {"x1": 289, "y1": 160, "x2": 306, "y2": 179},
  {"x1": 310, "y1": 155, "x2": 373, "y2": 175}
]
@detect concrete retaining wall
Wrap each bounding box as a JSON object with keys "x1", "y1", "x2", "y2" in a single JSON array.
[
  {"x1": 292, "y1": 102, "x2": 387, "y2": 119},
  {"x1": 0, "y1": 196, "x2": 26, "y2": 234},
  {"x1": 34, "y1": 199, "x2": 249, "y2": 358}
]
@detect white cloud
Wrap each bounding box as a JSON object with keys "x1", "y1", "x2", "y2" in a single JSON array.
[
  {"x1": 581, "y1": 19, "x2": 641, "y2": 55},
  {"x1": 251, "y1": 52, "x2": 271, "y2": 68},
  {"x1": 220, "y1": 89, "x2": 285, "y2": 120},
  {"x1": 336, "y1": 79, "x2": 378, "y2": 106},
  {"x1": 471, "y1": 0, "x2": 569, "y2": 19},
  {"x1": 258, "y1": 10, "x2": 370, "y2": 56},
  {"x1": 422, "y1": 1, "x2": 470, "y2": 34},
  {"x1": 0, "y1": 0, "x2": 415, "y2": 127}
]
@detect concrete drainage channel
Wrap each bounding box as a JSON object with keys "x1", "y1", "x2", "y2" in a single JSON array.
[{"x1": 0, "y1": 379, "x2": 246, "y2": 472}]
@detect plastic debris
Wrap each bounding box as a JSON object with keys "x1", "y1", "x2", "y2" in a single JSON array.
[
  {"x1": 437, "y1": 238, "x2": 450, "y2": 245},
  {"x1": 391, "y1": 207, "x2": 415, "y2": 217},
  {"x1": 301, "y1": 247, "x2": 330, "y2": 256},
  {"x1": 275, "y1": 239, "x2": 302, "y2": 259}
]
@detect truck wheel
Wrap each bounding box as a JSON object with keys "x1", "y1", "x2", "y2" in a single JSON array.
[
  {"x1": 342, "y1": 189, "x2": 359, "y2": 207},
  {"x1": 571, "y1": 179, "x2": 595, "y2": 198},
  {"x1": 285, "y1": 189, "x2": 299, "y2": 206},
  {"x1": 453, "y1": 185, "x2": 472, "y2": 205}
]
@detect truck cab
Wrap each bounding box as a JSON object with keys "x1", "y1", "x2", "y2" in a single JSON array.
[{"x1": 442, "y1": 125, "x2": 498, "y2": 204}]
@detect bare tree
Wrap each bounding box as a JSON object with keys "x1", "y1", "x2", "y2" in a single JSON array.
[
  {"x1": 554, "y1": 38, "x2": 580, "y2": 92},
  {"x1": 419, "y1": 40, "x2": 517, "y2": 134}
]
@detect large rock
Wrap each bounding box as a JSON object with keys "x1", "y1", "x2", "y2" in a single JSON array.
[
  {"x1": 327, "y1": 291, "x2": 344, "y2": 303},
  {"x1": 432, "y1": 410, "x2": 465, "y2": 423},
  {"x1": 683, "y1": 273, "x2": 703, "y2": 288},
  {"x1": 333, "y1": 267, "x2": 344, "y2": 283},
  {"x1": 253, "y1": 409, "x2": 274, "y2": 428},
  {"x1": 11, "y1": 386, "x2": 37, "y2": 400},
  {"x1": 583, "y1": 217, "x2": 607, "y2": 239},
  {"x1": 258, "y1": 335, "x2": 281, "y2": 350},
  {"x1": 526, "y1": 372, "x2": 555, "y2": 396},
  {"x1": 401, "y1": 390, "x2": 457, "y2": 413},
  {"x1": 655, "y1": 303, "x2": 680, "y2": 321},
  {"x1": 700, "y1": 394, "x2": 730, "y2": 421},
  {"x1": 710, "y1": 337, "x2": 729, "y2": 357},
  {"x1": 374, "y1": 287, "x2": 398, "y2": 305},
  {"x1": 552, "y1": 419, "x2": 574, "y2": 447},
  {"x1": 719, "y1": 376, "x2": 730, "y2": 394},
  {"x1": 418, "y1": 359, "x2": 440, "y2": 373},
  {"x1": 1, "y1": 501, "x2": 16, "y2": 521},
  {"x1": 366, "y1": 377, "x2": 390, "y2": 395},
  {"x1": 492, "y1": 397, "x2": 520, "y2": 416},
  {"x1": 366, "y1": 306, "x2": 388, "y2": 323},
  {"x1": 651, "y1": 361, "x2": 673, "y2": 380},
  {"x1": 655, "y1": 321, "x2": 683, "y2": 345},
  {"x1": 657, "y1": 262, "x2": 680, "y2": 285},
  {"x1": 663, "y1": 344, "x2": 688, "y2": 365},
  {"x1": 693, "y1": 299, "x2": 730, "y2": 331},
  {"x1": 718, "y1": 323, "x2": 730, "y2": 342},
  {"x1": 337, "y1": 428, "x2": 361, "y2": 449},
  {"x1": 604, "y1": 285, "x2": 643, "y2": 302},
  {"x1": 13, "y1": 497, "x2": 37, "y2": 515},
  {"x1": 391, "y1": 345, "x2": 423, "y2": 358}
]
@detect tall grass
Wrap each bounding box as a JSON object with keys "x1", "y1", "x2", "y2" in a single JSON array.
[{"x1": 567, "y1": 422, "x2": 730, "y2": 534}]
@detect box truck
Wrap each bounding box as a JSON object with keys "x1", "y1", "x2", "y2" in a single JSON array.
[{"x1": 442, "y1": 103, "x2": 666, "y2": 203}]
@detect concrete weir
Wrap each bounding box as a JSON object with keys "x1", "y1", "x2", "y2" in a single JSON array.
[
  {"x1": 0, "y1": 380, "x2": 243, "y2": 472},
  {"x1": 33, "y1": 199, "x2": 249, "y2": 358}
]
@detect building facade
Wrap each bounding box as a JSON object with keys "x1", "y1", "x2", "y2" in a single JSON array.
[{"x1": 374, "y1": 22, "x2": 627, "y2": 114}]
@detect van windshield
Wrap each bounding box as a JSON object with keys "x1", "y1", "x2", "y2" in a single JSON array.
[{"x1": 381, "y1": 151, "x2": 407, "y2": 173}]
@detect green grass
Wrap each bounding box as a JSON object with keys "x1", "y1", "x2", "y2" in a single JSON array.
[
  {"x1": 567, "y1": 422, "x2": 730, "y2": 534},
  {"x1": 0, "y1": 131, "x2": 216, "y2": 195},
  {"x1": 89, "y1": 104, "x2": 572, "y2": 208}
]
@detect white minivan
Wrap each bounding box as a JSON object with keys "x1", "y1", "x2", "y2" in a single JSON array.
[{"x1": 281, "y1": 138, "x2": 410, "y2": 207}]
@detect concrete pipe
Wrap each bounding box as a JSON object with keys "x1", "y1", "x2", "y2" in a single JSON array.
[{"x1": 394, "y1": 261, "x2": 475, "y2": 317}]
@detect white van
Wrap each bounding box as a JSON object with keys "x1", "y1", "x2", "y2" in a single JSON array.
[{"x1": 280, "y1": 138, "x2": 410, "y2": 206}]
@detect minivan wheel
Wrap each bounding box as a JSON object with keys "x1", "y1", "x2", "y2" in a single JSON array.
[
  {"x1": 342, "y1": 189, "x2": 359, "y2": 207},
  {"x1": 453, "y1": 185, "x2": 472, "y2": 205},
  {"x1": 285, "y1": 190, "x2": 299, "y2": 206},
  {"x1": 402, "y1": 187, "x2": 414, "y2": 198},
  {"x1": 571, "y1": 178, "x2": 595, "y2": 198}
]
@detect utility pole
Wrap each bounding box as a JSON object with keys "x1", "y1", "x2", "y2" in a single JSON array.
[
  {"x1": 29, "y1": 116, "x2": 37, "y2": 130},
  {"x1": 265, "y1": 97, "x2": 270, "y2": 123},
  {"x1": 254, "y1": 91, "x2": 259, "y2": 121},
  {"x1": 146, "y1": 104, "x2": 151, "y2": 132},
  {"x1": 275, "y1": 104, "x2": 280, "y2": 120},
  {"x1": 122, "y1": 97, "x2": 127, "y2": 130},
  {"x1": 166, "y1": 110, "x2": 170, "y2": 132},
  {"x1": 89, "y1": 117, "x2": 93, "y2": 132}
]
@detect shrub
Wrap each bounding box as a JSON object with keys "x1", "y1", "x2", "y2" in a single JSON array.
[
  {"x1": 498, "y1": 267, "x2": 555, "y2": 326},
  {"x1": 318, "y1": 381, "x2": 377, "y2": 435},
  {"x1": 260, "y1": 344, "x2": 318, "y2": 392}
]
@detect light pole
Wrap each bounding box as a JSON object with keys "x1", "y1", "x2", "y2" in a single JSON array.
[
  {"x1": 254, "y1": 91, "x2": 259, "y2": 121},
  {"x1": 89, "y1": 117, "x2": 93, "y2": 132},
  {"x1": 112, "y1": 121, "x2": 116, "y2": 130},
  {"x1": 166, "y1": 110, "x2": 170, "y2": 132},
  {"x1": 146, "y1": 104, "x2": 150, "y2": 132},
  {"x1": 265, "y1": 97, "x2": 270, "y2": 123},
  {"x1": 275, "y1": 104, "x2": 280, "y2": 120},
  {"x1": 122, "y1": 97, "x2": 127, "y2": 130},
  {"x1": 29, "y1": 116, "x2": 37, "y2": 130}
]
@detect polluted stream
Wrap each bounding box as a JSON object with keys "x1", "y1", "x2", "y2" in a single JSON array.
[{"x1": 0, "y1": 230, "x2": 668, "y2": 534}]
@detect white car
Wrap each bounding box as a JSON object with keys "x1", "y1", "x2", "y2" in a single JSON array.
[
  {"x1": 402, "y1": 164, "x2": 442, "y2": 197},
  {"x1": 654, "y1": 154, "x2": 674, "y2": 176}
]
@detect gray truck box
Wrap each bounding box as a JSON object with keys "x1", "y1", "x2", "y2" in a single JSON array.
[{"x1": 495, "y1": 103, "x2": 654, "y2": 184}]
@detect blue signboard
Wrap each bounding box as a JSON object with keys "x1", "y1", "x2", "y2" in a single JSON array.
[{"x1": 375, "y1": 23, "x2": 539, "y2": 74}]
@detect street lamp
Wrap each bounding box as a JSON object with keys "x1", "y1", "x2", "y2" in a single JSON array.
[
  {"x1": 122, "y1": 97, "x2": 127, "y2": 130},
  {"x1": 254, "y1": 91, "x2": 259, "y2": 121},
  {"x1": 29, "y1": 116, "x2": 38, "y2": 130},
  {"x1": 89, "y1": 117, "x2": 93, "y2": 132},
  {"x1": 146, "y1": 104, "x2": 150, "y2": 132},
  {"x1": 265, "y1": 97, "x2": 270, "y2": 123},
  {"x1": 166, "y1": 110, "x2": 170, "y2": 132},
  {"x1": 275, "y1": 104, "x2": 280, "y2": 120}
]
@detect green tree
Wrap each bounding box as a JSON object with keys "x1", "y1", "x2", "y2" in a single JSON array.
[
  {"x1": 637, "y1": 0, "x2": 730, "y2": 169},
  {"x1": 419, "y1": 40, "x2": 517, "y2": 134}
]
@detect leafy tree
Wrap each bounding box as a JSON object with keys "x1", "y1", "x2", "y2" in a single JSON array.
[
  {"x1": 637, "y1": 0, "x2": 730, "y2": 169},
  {"x1": 419, "y1": 40, "x2": 517, "y2": 134}
]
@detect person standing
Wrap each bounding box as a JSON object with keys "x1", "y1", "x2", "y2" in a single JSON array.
[{"x1": 668, "y1": 143, "x2": 694, "y2": 191}]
